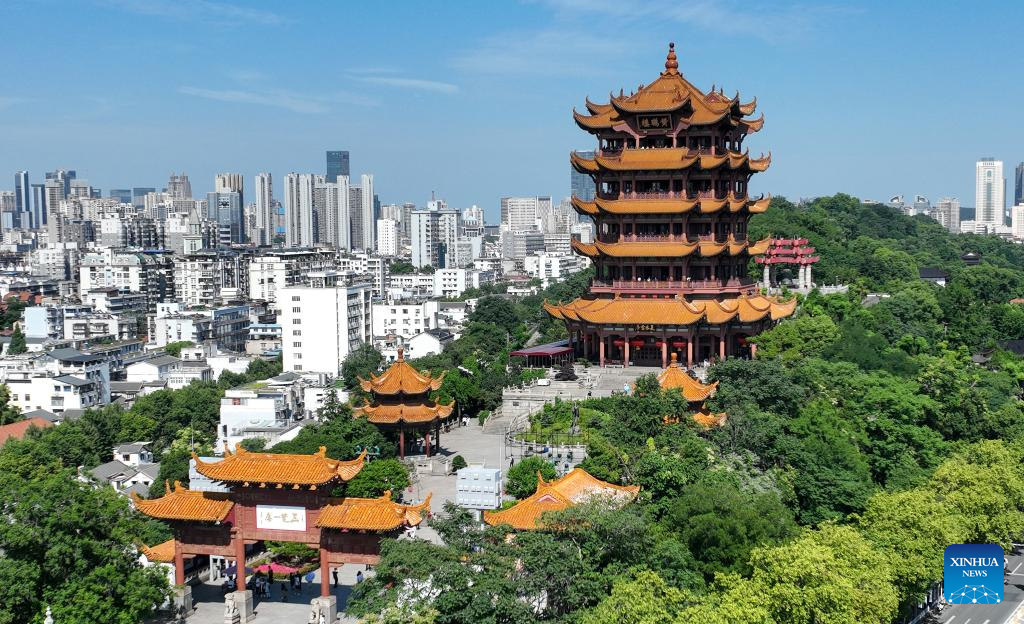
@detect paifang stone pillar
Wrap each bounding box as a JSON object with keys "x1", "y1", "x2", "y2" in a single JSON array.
[{"x1": 320, "y1": 547, "x2": 331, "y2": 598}]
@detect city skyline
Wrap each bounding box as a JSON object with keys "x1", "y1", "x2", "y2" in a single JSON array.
[{"x1": 4, "y1": 2, "x2": 1024, "y2": 219}]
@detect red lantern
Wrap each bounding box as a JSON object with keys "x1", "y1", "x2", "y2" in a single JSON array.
[
  {"x1": 672, "y1": 340, "x2": 687, "y2": 348},
  {"x1": 629, "y1": 339, "x2": 644, "y2": 348},
  {"x1": 737, "y1": 336, "x2": 748, "y2": 346},
  {"x1": 655, "y1": 340, "x2": 665, "y2": 347},
  {"x1": 612, "y1": 339, "x2": 625, "y2": 347}
]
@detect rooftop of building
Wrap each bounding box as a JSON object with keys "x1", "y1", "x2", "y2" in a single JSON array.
[{"x1": 0, "y1": 416, "x2": 54, "y2": 446}]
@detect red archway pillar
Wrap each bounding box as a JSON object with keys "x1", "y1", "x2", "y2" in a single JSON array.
[
  {"x1": 319, "y1": 547, "x2": 331, "y2": 598},
  {"x1": 173, "y1": 538, "x2": 185, "y2": 585},
  {"x1": 234, "y1": 535, "x2": 246, "y2": 591},
  {"x1": 661, "y1": 339, "x2": 668, "y2": 368},
  {"x1": 599, "y1": 334, "x2": 606, "y2": 366},
  {"x1": 623, "y1": 333, "x2": 630, "y2": 367},
  {"x1": 686, "y1": 338, "x2": 694, "y2": 367}
]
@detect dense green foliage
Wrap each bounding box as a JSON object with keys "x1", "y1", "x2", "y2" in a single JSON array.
[
  {"x1": 162, "y1": 340, "x2": 194, "y2": 357},
  {"x1": 349, "y1": 196, "x2": 1024, "y2": 624},
  {"x1": 7, "y1": 325, "x2": 26, "y2": 355},
  {"x1": 504, "y1": 456, "x2": 557, "y2": 500}
]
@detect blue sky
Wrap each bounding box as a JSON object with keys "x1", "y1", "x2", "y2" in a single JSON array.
[{"x1": 2, "y1": 0, "x2": 1023, "y2": 220}]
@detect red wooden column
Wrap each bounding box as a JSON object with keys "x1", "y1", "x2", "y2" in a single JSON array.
[
  {"x1": 424, "y1": 430, "x2": 431, "y2": 457},
  {"x1": 173, "y1": 538, "x2": 185, "y2": 585},
  {"x1": 623, "y1": 333, "x2": 630, "y2": 367},
  {"x1": 750, "y1": 343, "x2": 758, "y2": 359},
  {"x1": 686, "y1": 338, "x2": 694, "y2": 367},
  {"x1": 599, "y1": 334, "x2": 605, "y2": 367},
  {"x1": 319, "y1": 547, "x2": 331, "y2": 598},
  {"x1": 661, "y1": 338, "x2": 668, "y2": 368},
  {"x1": 719, "y1": 333, "x2": 726, "y2": 360},
  {"x1": 399, "y1": 428, "x2": 405, "y2": 459},
  {"x1": 234, "y1": 535, "x2": 246, "y2": 590}
]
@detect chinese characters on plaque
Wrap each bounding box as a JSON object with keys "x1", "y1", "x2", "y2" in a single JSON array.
[
  {"x1": 637, "y1": 115, "x2": 672, "y2": 130},
  {"x1": 255, "y1": 504, "x2": 307, "y2": 531}
]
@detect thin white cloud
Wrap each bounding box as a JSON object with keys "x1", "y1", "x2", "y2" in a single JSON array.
[
  {"x1": 178, "y1": 86, "x2": 329, "y2": 114},
  {"x1": 451, "y1": 29, "x2": 628, "y2": 76},
  {"x1": 531, "y1": 0, "x2": 843, "y2": 42},
  {"x1": 98, "y1": 0, "x2": 288, "y2": 26},
  {"x1": 354, "y1": 76, "x2": 459, "y2": 94}
]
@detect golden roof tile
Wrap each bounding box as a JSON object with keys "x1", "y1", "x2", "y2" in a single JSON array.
[
  {"x1": 571, "y1": 149, "x2": 770, "y2": 174},
  {"x1": 691, "y1": 410, "x2": 729, "y2": 428},
  {"x1": 131, "y1": 481, "x2": 234, "y2": 522},
  {"x1": 358, "y1": 348, "x2": 444, "y2": 395},
  {"x1": 352, "y1": 401, "x2": 454, "y2": 425},
  {"x1": 543, "y1": 294, "x2": 797, "y2": 327},
  {"x1": 192, "y1": 446, "x2": 366, "y2": 485},
  {"x1": 484, "y1": 468, "x2": 640, "y2": 530},
  {"x1": 140, "y1": 539, "x2": 176, "y2": 563},
  {"x1": 656, "y1": 354, "x2": 719, "y2": 401},
  {"x1": 317, "y1": 491, "x2": 431, "y2": 531}
]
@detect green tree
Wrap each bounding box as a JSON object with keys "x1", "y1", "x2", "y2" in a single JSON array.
[
  {"x1": 581, "y1": 571, "x2": 689, "y2": 624},
  {"x1": 7, "y1": 325, "x2": 27, "y2": 355},
  {"x1": 469, "y1": 296, "x2": 519, "y2": 335},
  {"x1": 345, "y1": 459, "x2": 411, "y2": 498},
  {"x1": 341, "y1": 343, "x2": 384, "y2": 391},
  {"x1": 751, "y1": 312, "x2": 839, "y2": 361},
  {"x1": 505, "y1": 456, "x2": 557, "y2": 499},
  {"x1": 162, "y1": 340, "x2": 194, "y2": 357},
  {"x1": 0, "y1": 385, "x2": 22, "y2": 425}
]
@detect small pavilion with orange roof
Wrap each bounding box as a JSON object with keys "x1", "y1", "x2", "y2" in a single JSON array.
[
  {"x1": 651, "y1": 352, "x2": 728, "y2": 427},
  {"x1": 353, "y1": 348, "x2": 454, "y2": 458},
  {"x1": 132, "y1": 444, "x2": 430, "y2": 614},
  {"x1": 483, "y1": 467, "x2": 640, "y2": 530}
]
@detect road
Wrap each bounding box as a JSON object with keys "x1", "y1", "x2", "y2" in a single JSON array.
[{"x1": 934, "y1": 546, "x2": 1024, "y2": 624}]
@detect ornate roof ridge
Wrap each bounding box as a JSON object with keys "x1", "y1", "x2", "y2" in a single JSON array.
[{"x1": 192, "y1": 446, "x2": 367, "y2": 485}]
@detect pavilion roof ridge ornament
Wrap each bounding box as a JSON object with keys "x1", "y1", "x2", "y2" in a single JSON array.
[{"x1": 664, "y1": 42, "x2": 679, "y2": 75}]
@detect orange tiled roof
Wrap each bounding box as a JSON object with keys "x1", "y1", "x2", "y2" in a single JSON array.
[
  {"x1": 656, "y1": 354, "x2": 719, "y2": 401},
  {"x1": 572, "y1": 149, "x2": 770, "y2": 174},
  {"x1": 571, "y1": 194, "x2": 770, "y2": 216},
  {"x1": 484, "y1": 468, "x2": 640, "y2": 530},
  {"x1": 131, "y1": 481, "x2": 234, "y2": 522},
  {"x1": 353, "y1": 401, "x2": 454, "y2": 424},
  {"x1": 571, "y1": 237, "x2": 771, "y2": 259},
  {"x1": 544, "y1": 294, "x2": 797, "y2": 327},
  {"x1": 140, "y1": 539, "x2": 176, "y2": 563},
  {"x1": 691, "y1": 410, "x2": 729, "y2": 428},
  {"x1": 316, "y1": 491, "x2": 431, "y2": 531},
  {"x1": 358, "y1": 348, "x2": 444, "y2": 395},
  {"x1": 192, "y1": 446, "x2": 366, "y2": 485},
  {"x1": 0, "y1": 417, "x2": 53, "y2": 446},
  {"x1": 573, "y1": 44, "x2": 759, "y2": 130}
]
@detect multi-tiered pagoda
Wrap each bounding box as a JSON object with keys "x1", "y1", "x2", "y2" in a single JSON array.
[
  {"x1": 546, "y1": 43, "x2": 796, "y2": 367},
  {"x1": 353, "y1": 349, "x2": 453, "y2": 459}
]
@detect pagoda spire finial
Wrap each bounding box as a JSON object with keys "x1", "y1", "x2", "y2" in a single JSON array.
[
  {"x1": 397, "y1": 347, "x2": 405, "y2": 361},
  {"x1": 664, "y1": 42, "x2": 679, "y2": 75}
]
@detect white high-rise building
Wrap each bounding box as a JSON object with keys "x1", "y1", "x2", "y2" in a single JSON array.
[
  {"x1": 935, "y1": 197, "x2": 960, "y2": 234},
  {"x1": 360, "y1": 174, "x2": 375, "y2": 251},
  {"x1": 1013, "y1": 204, "x2": 1024, "y2": 240},
  {"x1": 254, "y1": 173, "x2": 273, "y2": 246},
  {"x1": 284, "y1": 173, "x2": 315, "y2": 247},
  {"x1": 215, "y1": 173, "x2": 243, "y2": 194},
  {"x1": 500, "y1": 196, "x2": 549, "y2": 232},
  {"x1": 376, "y1": 218, "x2": 398, "y2": 256},
  {"x1": 314, "y1": 176, "x2": 351, "y2": 250},
  {"x1": 279, "y1": 272, "x2": 372, "y2": 375},
  {"x1": 976, "y1": 158, "x2": 1005, "y2": 229}
]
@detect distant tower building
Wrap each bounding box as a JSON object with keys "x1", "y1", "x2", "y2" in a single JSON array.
[
  {"x1": 326, "y1": 151, "x2": 350, "y2": 183},
  {"x1": 1013, "y1": 203, "x2": 1024, "y2": 240},
  {"x1": 167, "y1": 172, "x2": 192, "y2": 199},
  {"x1": 207, "y1": 191, "x2": 244, "y2": 245},
  {"x1": 183, "y1": 205, "x2": 205, "y2": 254},
  {"x1": 215, "y1": 173, "x2": 244, "y2": 207},
  {"x1": 314, "y1": 175, "x2": 351, "y2": 250},
  {"x1": 133, "y1": 187, "x2": 155, "y2": 209},
  {"x1": 14, "y1": 171, "x2": 30, "y2": 229},
  {"x1": 254, "y1": 172, "x2": 274, "y2": 246},
  {"x1": 976, "y1": 158, "x2": 1005, "y2": 229},
  {"x1": 360, "y1": 174, "x2": 375, "y2": 251},
  {"x1": 284, "y1": 173, "x2": 315, "y2": 248},
  {"x1": 376, "y1": 218, "x2": 399, "y2": 256},
  {"x1": 501, "y1": 197, "x2": 547, "y2": 231},
  {"x1": 571, "y1": 150, "x2": 597, "y2": 201},
  {"x1": 109, "y1": 189, "x2": 133, "y2": 204},
  {"x1": 935, "y1": 197, "x2": 961, "y2": 234},
  {"x1": 31, "y1": 184, "x2": 46, "y2": 227},
  {"x1": 1016, "y1": 162, "x2": 1024, "y2": 207},
  {"x1": 912, "y1": 195, "x2": 929, "y2": 216}
]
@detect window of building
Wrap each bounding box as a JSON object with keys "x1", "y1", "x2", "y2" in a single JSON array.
[
  {"x1": 291, "y1": 295, "x2": 301, "y2": 301},
  {"x1": 294, "y1": 365, "x2": 302, "y2": 371},
  {"x1": 293, "y1": 330, "x2": 301, "y2": 336},
  {"x1": 293, "y1": 342, "x2": 302, "y2": 347},
  {"x1": 292, "y1": 307, "x2": 301, "y2": 313}
]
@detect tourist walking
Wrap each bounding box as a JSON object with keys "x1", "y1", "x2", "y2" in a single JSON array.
[
  {"x1": 332, "y1": 568, "x2": 339, "y2": 588},
  {"x1": 356, "y1": 570, "x2": 364, "y2": 584}
]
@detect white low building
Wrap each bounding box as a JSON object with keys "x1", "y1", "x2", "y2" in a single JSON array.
[
  {"x1": 279, "y1": 272, "x2": 372, "y2": 375},
  {"x1": 126, "y1": 355, "x2": 181, "y2": 383}
]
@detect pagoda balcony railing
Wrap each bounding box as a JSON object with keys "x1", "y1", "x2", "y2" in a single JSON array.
[
  {"x1": 595, "y1": 190, "x2": 741, "y2": 202},
  {"x1": 590, "y1": 277, "x2": 756, "y2": 294},
  {"x1": 598, "y1": 232, "x2": 748, "y2": 244}
]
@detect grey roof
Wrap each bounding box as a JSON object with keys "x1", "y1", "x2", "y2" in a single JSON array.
[
  {"x1": 919, "y1": 267, "x2": 949, "y2": 279},
  {"x1": 89, "y1": 460, "x2": 131, "y2": 482},
  {"x1": 21, "y1": 408, "x2": 59, "y2": 422},
  {"x1": 114, "y1": 441, "x2": 151, "y2": 454},
  {"x1": 423, "y1": 328, "x2": 454, "y2": 341},
  {"x1": 134, "y1": 463, "x2": 161, "y2": 479},
  {"x1": 110, "y1": 381, "x2": 146, "y2": 393},
  {"x1": 53, "y1": 375, "x2": 93, "y2": 387},
  {"x1": 122, "y1": 482, "x2": 151, "y2": 497},
  {"x1": 60, "y1": 408, "x2": 85, "y2": 421},
  {"x1": 134, "y1": 355, "x2": 180, "y2": 367},
  {"x1": 270, "y1": 372, "x2": 301, "y2": 383},
  {"x1": 47, "y1": 348, "x2": 103, "y2": 363}
]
